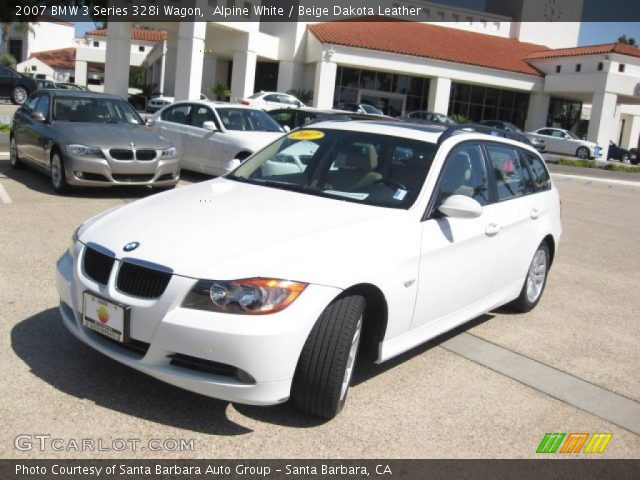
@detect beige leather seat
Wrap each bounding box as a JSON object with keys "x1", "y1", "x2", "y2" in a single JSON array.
[{"x1": 328, "y1": 143, "x2": 382, "y2": 190}]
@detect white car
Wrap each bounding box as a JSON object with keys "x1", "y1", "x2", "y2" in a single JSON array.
[
  {"x1": 242, "y1": 91, "x2": 305, "y2": 110},
  {"x1": 57, "y1": 121, "x2": 561, "y2": 418},
  {"x1": 527, "y1": 127, "x2": 601, "y2": 159},
  {"x1": 151, "y1": 101, "x2": 285, "y2": 176},
  {"x1": 146, "y1": 93, "x2": 209, "y2": 113}
]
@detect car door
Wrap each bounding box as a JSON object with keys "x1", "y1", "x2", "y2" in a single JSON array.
[
  {"x1": 154, "y1": 103, "x2": 193, "y2": 167},
  {"x1": 186, "y1": 103, "x2": 224, "y2": 175},
  {"x1": 0, "y1": 65, "x2": 13, "y2": 97},
  {"x1": 28, "y1": 92, "x2": 52, "y2": 167},
  {"x1": 534, "y1": 129, "x2": 560, "y2": 154},
  {"x1": 412, "y1": 142, "x2": 499, "y2": 329},
  {"x1": 11, "y1": 94, "x2": 40, "y2": 160},
  {"x1": 19, "y1": 93, "x2": 47, "y2": 163},
  {"x1": 481, "y1": 142, "x2": 539, "y2": 296}
]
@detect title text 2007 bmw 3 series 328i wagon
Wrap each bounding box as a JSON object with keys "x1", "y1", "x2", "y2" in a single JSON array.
[{"x1": 57, "y1": 121, "x2": 561, "y2": 418}]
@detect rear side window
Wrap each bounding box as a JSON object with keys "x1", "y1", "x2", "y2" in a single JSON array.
[
  {"x1": 33, "y1": 94, "x2": 50, "y2": 120},
  {"x1": 161, "y1": 104, "x2": 192, "y2": 124},
  {"x1": 191, "y1": 105, "x2": 216, "y2": 128},
  {"x1": 437, "y1": 144, "x2": 490, "y2": 206},
  {"x1": 521, "y1": 150, "x2": 551, "y2": 191},
  {"x1": 485, "y1": 144, "x2": 529, "y2": 201}
]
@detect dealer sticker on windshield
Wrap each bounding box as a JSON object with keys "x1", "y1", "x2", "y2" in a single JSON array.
[{"x1": 288, "y1": 130, "x2": 325, "y2": 141}]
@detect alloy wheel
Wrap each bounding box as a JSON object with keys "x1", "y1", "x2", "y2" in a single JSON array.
[
  {"x1": 526, "y1": 249, "x2": 547, "y2": 303},
  {"x1": 340, "y1": 315, "x2": 362, "y2": 401}
]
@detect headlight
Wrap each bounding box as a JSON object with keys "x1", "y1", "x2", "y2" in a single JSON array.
[
  {"x1": 182, "y1": 278, "x2": 307, "y2": 315},
  {"x1": 160, "y1": 147, "x2": 177, "y2": 158},
  {"x1": 67, "y1": 144, "x2": 103, "y2": 157}
]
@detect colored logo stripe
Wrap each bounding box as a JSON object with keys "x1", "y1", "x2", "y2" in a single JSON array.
[
  {"x1": 584, "y1": 433, "x2": 613, "y2": 454},
  {"x1": 537, "y1": 433, "x2": 566, "y2": 453},
  {"x1": 559, "y1": 433, "x2": 589, "y2": 453}
]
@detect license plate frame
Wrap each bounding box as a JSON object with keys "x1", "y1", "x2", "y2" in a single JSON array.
[{"x1": 82, "y1": 291, "x2": 130, "y2": 343}]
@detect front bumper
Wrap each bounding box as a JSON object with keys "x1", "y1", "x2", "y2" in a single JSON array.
[
  {"x1": 63, "y1": 149, "x2": 180, "y2": 187},
  {"x1": 56, "y1": 246, "x2": 341, "y2": 405}
]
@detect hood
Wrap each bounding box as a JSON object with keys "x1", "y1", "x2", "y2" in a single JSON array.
[
  {"x1": 79, "y1": 178, "x2": 403, "y2": 281},
  {"x1": 53, "y1": 122, "x2": 172, "y2": 149}
]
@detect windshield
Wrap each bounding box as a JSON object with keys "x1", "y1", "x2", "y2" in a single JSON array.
[
  {"x1": 216, "y1": 107, "x2": 283, "y2": 132},
  {"x1": 361, "y1": 104, "x2": 383, "y2": 115},
  {"x1": 53, "y1": 97, "x2": 143, "y2": 124},
  {"x1": 227, "y1": 129, "x2": 437, "y2": 209}
]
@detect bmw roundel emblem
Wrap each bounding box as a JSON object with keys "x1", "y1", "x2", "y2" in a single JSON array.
[{"x1": 123, "y1": 241, "x2": 140, "y2": 252}]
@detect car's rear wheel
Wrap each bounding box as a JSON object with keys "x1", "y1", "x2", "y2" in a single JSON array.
[
  {"x1": 576, "y1": 146, "x2": 590, "y2": 159},
  {"x1": 51, "y1": 151, "x2": 69, "y2": 194},
  {"x1": 291, "y1": 295, "x2": 365, "y2": 419},
  {"x1": 621, "y1": 154, "x2": 630, "y2": 163},
  {"x1": 509, "y1": 242, "x2": 550, "y2": 313},
  {"x1": 9, "y1": 136, "x2": 23, "y2": 169},
  {"x1": 11, "y1": 87, "x2": 28, "y2": 105}
]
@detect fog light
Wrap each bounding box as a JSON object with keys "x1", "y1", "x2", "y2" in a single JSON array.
[{"x1": 75, "y1": 171, "x2": 84, "y2": 179}]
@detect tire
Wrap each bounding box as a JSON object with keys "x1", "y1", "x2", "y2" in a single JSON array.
[
  {"x1": 632, "y1": 159, "x2": 639, "y2": 166},
  {"x1": 291, "y1": 295, "x2": 365, "y2": 419},
  {"x1": 576, "y1": 146, "x2": 590, "y2": 159},
  {"x1": 621, "y1": 154, "x2": 629, "y2": 163},
  {"x1": 50, "y1": 150, "x2": 70, "y2": 194},
  {"x1": 11, "y1": 87, "x2": 29, "y2": 105},
  {"x1": 9, "y1": 136, "x2": 23, "y2": 169},
  {"x1": 509, "y1": 242, "x2": 550, "y2": 313}
]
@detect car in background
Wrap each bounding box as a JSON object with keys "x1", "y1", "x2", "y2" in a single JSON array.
[
  {"x1": 0, "y1": 65, "x2": 37, "y2": 104},
  {"x1": 268, "y1": 107, "x2": 338, "y2": 130},
  {"x1": 35, "y1": 79, "x2": 56, "y2": 90},
  {"x1": 403, "y1": 110, "x2": 456, "y2": 125},
  {"x1": 334, "y1": 102, "x2": 384, "y2": 116},
  {"x1": 607, "y1": 141, "x2": 631, "y2": 162},
  {"x1": 58, "y1": 120, "x2": 561, "y2": 419},
  {"x1": 54, "y1": 83, "x2": 87, "y2": 91},
  {"x1": 479, "y1": 120, "x2": 545, "y2": 152},
  {"x1": 527, "y1": 127, "x2": 600, "y2": 159},
  {"x1": 151, "y1": 101, "x2": 285, "y2": 176},
  {"x1": 9, "y1": 90, "x2": 180, "y2": 193},
  {"x1": 147, "y1": 93, "x2": 209, "y2": 112},
  {"x1": 241, "y1": 91, "x2": 305, "y2": 110}
]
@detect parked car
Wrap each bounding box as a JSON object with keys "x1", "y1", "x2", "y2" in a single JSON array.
[
  {"x1": 35, "y1": 79, "x2": 56, "y2": 90},
  {"x1": 479, "y1": 120, "x2": 546, "y2": 152},
  {"x1": 0, "y1": 65, "x2": 37, "y2": 104},
  {"x1": 607, "y1": 141, "x2": 630, "y2": 162},
  {"x1": 334, "y1": 102, "x2": 385, "y2": 116},
  {"x1": 403, "y1": 110, "x2": 456, "y2": 125},
  {"x1": 146, "y1": 93, "x2": 209, "y2": 112},
  {"x1": 268, "y1": 107, "x2": 340, "y2": 130},
  {"x1": 9, "y1": 90, "x2": 180, "y2": 193},
  {"x1": 527, "y1": 127, "x2": 600, "y2": 158},
  {"x1": 58, "y1": 120, "x2": 561, "y2": 419},
  {"x1": 151, "y1": 101, "x2": 285, "y2": 176},
  {"x1": 241, "y1": 91, "x2": 305, "y2": 110},
  {"x1": 54, "y1": 83, "x2": 87, "y2": 91}
]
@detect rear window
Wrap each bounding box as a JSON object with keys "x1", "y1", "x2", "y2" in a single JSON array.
[{"x1": 216, "y1": 107, "x2": 283, "y2": 132}]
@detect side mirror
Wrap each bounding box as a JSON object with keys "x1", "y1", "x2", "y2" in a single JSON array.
[
  {"x1": 145, "y1": 117, "x2": 155, "y2": 126},
  {"x1": 437, "y1": 195, "x2": 483, "y2": 219},
  {"x1": 283, "y1": 125, "x2": 291, "y2": 133},
  {"x1": 202, "y1": 121, "x2": 218, "y2": 132},
  {"x1": 31, "y1": 111, "x2": 45, "y2": 122}
]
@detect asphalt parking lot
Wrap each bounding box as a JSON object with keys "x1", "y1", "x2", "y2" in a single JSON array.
[{"x1": 1, "y1": 151, "x2": 639, "y2": 459}]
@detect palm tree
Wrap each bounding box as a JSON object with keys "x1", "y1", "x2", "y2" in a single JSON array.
[
  {"x1": 209, "y1": 82, "x2": 231, "y2": 101},
  {"x1": 617, "y1": 34, "x2": 637, "y2": 46},
  {"x1": 287, "y1": 88, "x2": 313, "y2": 105}
]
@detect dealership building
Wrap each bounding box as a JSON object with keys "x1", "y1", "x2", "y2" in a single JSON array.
[{"x1": 94, "y1": 1, "x2": 640, "y2": 157}]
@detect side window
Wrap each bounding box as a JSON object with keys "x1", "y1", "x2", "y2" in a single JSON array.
[
  {"x1": 437, "y1": 144, "x2": 490, "y2": 206},
  {"x1": 298, "y1": 112, "x2": 318, "y2": 127},
  {"x1": 521, "y1": 151, "x2": 551, "y2": 191},
  {"x1": 538, "y1": 129, "x2": 552, "y2": 136},
  {"x1": 486, "y1": 144, "x2": 528, "y2": 201},
  {"x1": 0, "y1": 65, "x2": 10, "y2": 78},
  {"x1": 33, "y1": 94, "x2": 50, "y2": 120},
  {"x1": 161, "y1": 104, "x2": 192, "y2": 125},
  {"x1": 191, "y1": 105, "x2": 216, "y2": 128},
  {"x1": 264, "y1": 94, "x2": 279, "y2": 103},
  {"x1": 271, "y1": 110, "x2": 294, "y2": 128},
  {"x1": 551, "y1": 130, "x2": 565, "y2": 138}
]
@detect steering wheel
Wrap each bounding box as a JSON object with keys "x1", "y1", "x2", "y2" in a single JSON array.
[{"x1": 375, "y1": 178, "x2": 407, "y2": 191}]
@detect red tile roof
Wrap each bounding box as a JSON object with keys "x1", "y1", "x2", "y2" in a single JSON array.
[
  {"x1": 525, "y1": 42, "x2": 640, "y2": 61},
  {"x1": 86, "y1": 28, "x2": 167, "y2": 42},
  {"x1": 29, "y1": 48, "x2": 102, "y2": 73},
  {"x1": 309, "y1": 20, "x2": 548, "y2": 76}
]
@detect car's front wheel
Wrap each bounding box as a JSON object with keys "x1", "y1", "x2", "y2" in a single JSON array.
[
  {"x1": 291, "y1": 295, "x2": 365, "y2": 419},
  {"x1": 9, "y1": 136, "x2": 23, "y2": 169},
  {"x1": 576, "y1": 146, "x2": 590, "y2": 159},
  {"x1": 51, "y1": 151, "x2": 69, "y2": 194},
  {"x1": 509, "y1": 242, "x2": 550, "y2": 313},
  {"x1": 621, "y1": 154, "x2": 630, "y2": 163},
  {"x1": 11, "y1": 87, "x2": 29, "y2": 105}
]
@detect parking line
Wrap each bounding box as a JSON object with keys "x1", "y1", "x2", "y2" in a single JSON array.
[
  {"x1": 441, "y1": 332, "x2": 640, "y2": 435},
  {"x1": 551, "y1": 173, "x2": 640, "y2": 187},
  {"x1": 0, "y1": 182, "x2": 12, "y2": 204}
]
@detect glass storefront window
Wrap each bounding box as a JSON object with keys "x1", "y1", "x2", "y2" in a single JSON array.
[{"x1": 360, "y1": 70, "x2": 377, "y2": 90}]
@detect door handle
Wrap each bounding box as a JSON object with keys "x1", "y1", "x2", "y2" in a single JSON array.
[
  {"x1": 485, "y1": 223, "x2": 502, "y2": 237},
  {"x1": 530, "y1": 208, "x2": 540, "y2": 220}
]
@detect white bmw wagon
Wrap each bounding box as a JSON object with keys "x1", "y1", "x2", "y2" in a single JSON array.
[{"x1": 57, "y1": 120, "x2": 561, "y2": 418}]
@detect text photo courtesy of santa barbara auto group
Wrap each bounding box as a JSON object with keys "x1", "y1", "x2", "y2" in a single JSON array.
[{"x1": 0, "y1": 0, "x2": 639, "y2": 478}]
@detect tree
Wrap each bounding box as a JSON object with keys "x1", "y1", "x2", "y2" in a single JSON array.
[
  {"x1": 1, "y1": 22, "x2": 36, "y2": 60},
  {"x1": 209, "y1": 82, "x2": 231, "y2": 101},
  {"x1": 287, "y1": 88, "x2": 313, "y2": 105},
  {"x1": 0, "y1": 53, "x2": 16, "y2": 67},
  {"x1": 617, "y1": 35, "x2": 637, "y2": 46}
]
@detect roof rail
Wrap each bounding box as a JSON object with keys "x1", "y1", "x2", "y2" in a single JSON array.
[
  {"x1": 306, "y1": 113, "x2": 394, "y2": 125},
  {"x1": 437, "y1": 123, "x2": 530, "y2": 145}
]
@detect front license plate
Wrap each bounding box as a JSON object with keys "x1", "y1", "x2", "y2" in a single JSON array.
[{"x1": 83, "y1": 292, "x2": 130, "y2": 343}]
